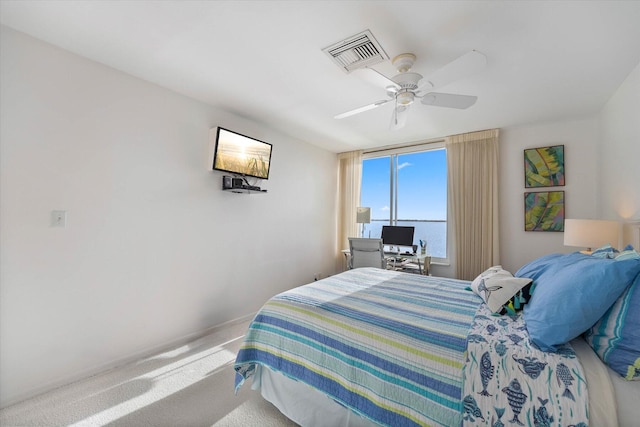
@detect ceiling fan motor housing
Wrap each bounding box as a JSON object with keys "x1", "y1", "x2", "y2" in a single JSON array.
[
  {"x1": 390, "y1": 71, "x2": 422, "y2": 105},
  {"x1": 391, "y1": 72, "x2": 422, "y2": 90}
]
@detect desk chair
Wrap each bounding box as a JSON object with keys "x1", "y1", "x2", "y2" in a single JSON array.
[{"x1": 348, "y1": 238, "x2": 386, "y2": 269}]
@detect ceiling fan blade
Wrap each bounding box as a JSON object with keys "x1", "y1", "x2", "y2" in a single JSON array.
[
  {"x1": 389, "y1": 105, "x2": 408, "y2": 130},
  {"x1": 353, "y1": 67, "x2": 401, "y2": 91},
  {"x1": 421, "y1": 92, "x2": 478, "y2": 109},
  {"x1": 334, "y1": 99, "x2": 392, "y2": 119},
  {"x1": 418, "y1": 50, "x2": 486, "y2": 91}
]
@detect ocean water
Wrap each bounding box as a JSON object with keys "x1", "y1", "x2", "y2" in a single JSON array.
[{"x1": 362, "y1": 220, "x2": 447, "y2": 258}]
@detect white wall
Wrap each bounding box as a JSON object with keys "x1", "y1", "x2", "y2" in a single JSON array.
[
  {"x1": 0, "y1": 27, "x2": 338, "y2": 407},
  {"x1": 599, "y1": 60, "x2": 640, "y2": 222},
  {"x1": 498, "y1": 59, "x2": 640, "y2": 272},
  {"x1": 498, "y1": 117, "x2": 601, "y2": 272}
]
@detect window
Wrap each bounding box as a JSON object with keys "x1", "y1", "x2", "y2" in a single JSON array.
[{"x1": 361, "y1": 143, "x2": 448, "y2": 260}]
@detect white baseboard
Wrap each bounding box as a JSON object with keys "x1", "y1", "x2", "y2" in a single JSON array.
[{"x1": 1, "y1": 312, "x2": 256, "y2": 409}]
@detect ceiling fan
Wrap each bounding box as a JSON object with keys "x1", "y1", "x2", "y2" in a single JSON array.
[{"x1": 334, "y1": 50, "x2": 487, "y2": 130}]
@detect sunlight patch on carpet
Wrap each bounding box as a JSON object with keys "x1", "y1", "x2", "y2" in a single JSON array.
[{"x1": 68, "y1": 339, "x2": 240, "y2": 426}]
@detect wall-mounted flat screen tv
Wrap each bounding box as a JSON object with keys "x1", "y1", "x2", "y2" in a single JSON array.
[{"x1": 212, "y1": 127, "x2": 272, "y2": 179}]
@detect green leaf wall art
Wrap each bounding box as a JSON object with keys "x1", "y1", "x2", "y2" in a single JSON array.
[
  {"x1": 524, "y1": 191, "x2": 565, "y2": 231},
  {"x1": 524, "y1": 145, "x2": 565, "y2": 188}
]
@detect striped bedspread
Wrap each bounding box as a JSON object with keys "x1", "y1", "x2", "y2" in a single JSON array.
[{"x1": 234, "y1": 268, "x2": 482, "y2": 426}]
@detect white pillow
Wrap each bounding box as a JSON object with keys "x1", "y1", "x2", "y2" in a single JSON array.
[{"x1": 471, "y1": 266, "x2": 532, "y2": 313}]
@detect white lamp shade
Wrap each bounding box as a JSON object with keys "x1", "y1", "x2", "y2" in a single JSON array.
[
  {"x1": 356, "y1": 207, "x2": 371, "y2": 224},
  {"x1": 564, "y1": 219, "x2": 620, "y2": 250}
]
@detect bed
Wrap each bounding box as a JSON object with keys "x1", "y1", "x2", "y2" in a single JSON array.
[{"x1": 235, "y1": 249, "x2": 640, "y2": 426}]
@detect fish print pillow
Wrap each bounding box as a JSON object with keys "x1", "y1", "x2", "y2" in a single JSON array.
[{"x1": 471, "y1": 266, "x2": 533, "y2": 314}]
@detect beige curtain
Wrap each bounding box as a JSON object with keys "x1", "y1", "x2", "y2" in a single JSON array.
[
  {"x1": 446, "y1": 129, "x2": 500, "y2": 280},
  {"x1": 337, "y1": 150, "x2": 363, "y2": 265}
]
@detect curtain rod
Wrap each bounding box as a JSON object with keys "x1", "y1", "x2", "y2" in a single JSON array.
[{"x1": 362, "y1": 138, "x2": 445, "y2": 155}]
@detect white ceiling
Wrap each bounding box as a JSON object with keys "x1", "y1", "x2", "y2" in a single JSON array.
[{"x1": 2, "y1": 1, "x2": 640, "y2": 153}]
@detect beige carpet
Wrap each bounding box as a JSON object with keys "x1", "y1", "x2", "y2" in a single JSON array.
[{"x1": 0, "y1": 320, "x2": 298, "y2": 427}]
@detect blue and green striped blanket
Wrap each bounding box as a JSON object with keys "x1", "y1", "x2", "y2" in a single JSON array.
[{"x1": 234, "y1": 268, "x2": 482, "y2": 426}]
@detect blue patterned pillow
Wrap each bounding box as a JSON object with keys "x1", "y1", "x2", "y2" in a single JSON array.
[
  {"x1": 591, "y1": 244, "x2": 640, "y2": 260},
  {"x1": 591, "y1": 244, "x2": 618, "y2": 258},
  {"x1": 584, "y1": 254, "x2": 640, "y2": 380},
  {"x1": 516, "y1": 252, "x2": 640, "y2": 351},
  {"x1": 615, "y1": 248, "x2": 640, "y2": 261}
]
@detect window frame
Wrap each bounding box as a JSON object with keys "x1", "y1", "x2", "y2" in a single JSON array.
[{"x1": 362, "y1": 140, "x2": 449, "y2": 264}]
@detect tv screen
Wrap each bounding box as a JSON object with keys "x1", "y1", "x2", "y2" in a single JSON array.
[
  {"x1": 212, "y1": 127, "x2": 272, "y2": 179},
  {"x1": 381, "y1": 225, "x2": 415, "y2": 247}
]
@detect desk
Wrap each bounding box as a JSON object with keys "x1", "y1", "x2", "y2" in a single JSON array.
[
  {"x1": 342, "y1": 250, "x2": 431, "y2": 275},
  {"x1": 386, "y1": 252, "x2": 432, "y2": 275}
]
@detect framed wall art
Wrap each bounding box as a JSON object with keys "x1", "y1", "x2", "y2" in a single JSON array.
[
  {"x1": 524, "y1": 145, "x2": 565, "y2": 188},
  {"x1": 524, "y1": 191, "x2": 565, "y2": 231}
]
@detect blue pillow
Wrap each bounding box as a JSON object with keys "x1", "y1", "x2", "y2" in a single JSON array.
[
  {"x1": 516, "y1": 252, "x2": 640, "y2": 351},
  {"x1": 584, "y1": 249, "x2": 640, "y2": 380}
]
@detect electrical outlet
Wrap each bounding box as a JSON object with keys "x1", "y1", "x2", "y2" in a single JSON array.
[{"x1": 314, "y1": 273, "x2": 322, "y2": 281}]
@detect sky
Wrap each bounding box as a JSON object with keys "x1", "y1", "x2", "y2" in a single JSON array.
[{"x1": 361, "y1": 148, "x2": 447, "y2": 221}]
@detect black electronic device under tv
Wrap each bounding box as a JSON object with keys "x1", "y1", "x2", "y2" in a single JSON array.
[
  {"x1": 381, "y1": 225, "x2": 415, "y2": 247},
  {"x1": 212, "y1": 127, "x2": 273, "y2": 179}
]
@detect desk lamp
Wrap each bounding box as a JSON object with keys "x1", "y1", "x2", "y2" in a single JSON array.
[
  {"x1": 356, "y1": 207, "x2": 371, "y2": 238},
  {"x1": 564, "y1": 219, "x2": 619, "y2": 254}
]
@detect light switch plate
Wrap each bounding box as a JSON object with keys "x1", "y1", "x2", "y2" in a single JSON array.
[{"x1": 51, "y1": 210, "x2": 67, "y2": 227}]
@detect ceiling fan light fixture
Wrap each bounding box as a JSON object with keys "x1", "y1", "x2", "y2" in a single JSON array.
[{"x1": 397, "y1": 91, "x2": 414, "y2": 106}]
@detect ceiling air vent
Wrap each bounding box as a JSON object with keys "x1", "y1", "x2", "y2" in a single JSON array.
[{"x1": 323, "y1": 30, "x2": 389, "y2": 73}]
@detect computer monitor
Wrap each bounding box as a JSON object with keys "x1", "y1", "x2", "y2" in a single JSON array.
[{"x1": 381, "y1": 225, "x2": 415, "y2": 247}]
